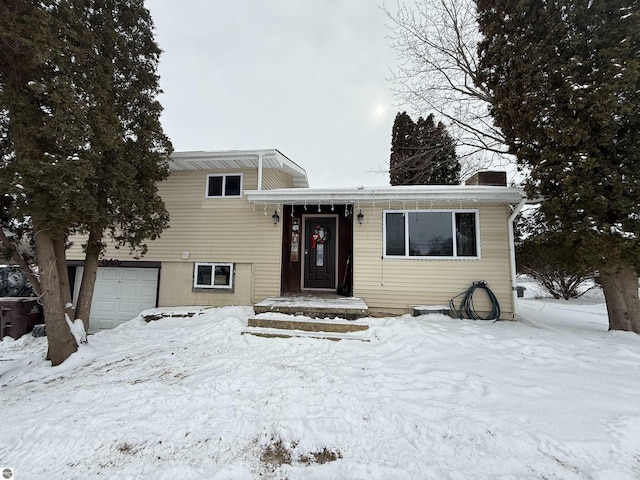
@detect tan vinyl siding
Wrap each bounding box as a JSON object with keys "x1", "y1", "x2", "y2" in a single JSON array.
[
  {"x1": 68, "y1": 168, "x2": 282, "y2": 305},
  {"x1": 353, "y1": 203, "x2": 514, "y2": 318},
  {"x1": 158, "y1": 262, "x2": 253, "y2": 307},
  {"x1": 262, "y1": 168, "x2": 296, "y2": 189}
]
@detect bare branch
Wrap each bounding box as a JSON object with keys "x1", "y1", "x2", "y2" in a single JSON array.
[{"x1": 385, "y1": 0, "x2": 513, "y2": 167}]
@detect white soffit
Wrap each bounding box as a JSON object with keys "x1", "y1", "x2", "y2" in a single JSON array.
[
  {"x1": 168, "y1": 149, "x2": 309, "y2": 188},
  {"x1": 245, "y1": 186, "x2": 526, "y2": 205}
]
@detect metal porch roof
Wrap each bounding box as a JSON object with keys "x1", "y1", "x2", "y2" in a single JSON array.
[{"x1": 245, "y1": 185, "x2": 526, "y2": 206}]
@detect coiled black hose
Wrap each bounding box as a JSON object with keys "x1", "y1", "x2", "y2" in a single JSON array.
[{"x1": 449, "y1": 281, "x2": 501, "y2": 320}]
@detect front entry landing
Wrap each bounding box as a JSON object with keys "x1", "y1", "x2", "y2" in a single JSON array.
[{"x1": 254, "y1": 295, "x2": 368, "y2": 320}]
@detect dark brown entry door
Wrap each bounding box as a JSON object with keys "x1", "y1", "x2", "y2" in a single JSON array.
[{"x1": 304, "y1": 217, "x2": 336, "y2": 289}]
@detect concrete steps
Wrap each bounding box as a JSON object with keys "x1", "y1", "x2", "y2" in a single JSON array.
[
  {"x1": 242, "y1": 314, "x2": 370, "y2": 342},
  {"x1": 245, "y1": 296, "x2": 371, "y2": 341}
]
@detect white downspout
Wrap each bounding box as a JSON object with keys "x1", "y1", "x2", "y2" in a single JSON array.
[
  {"x1": 257, "y1": 153, "x2": 263, "y2": 191},
  {"x1": 508, "y1": 197, "x2": 527, "y2": 318}
]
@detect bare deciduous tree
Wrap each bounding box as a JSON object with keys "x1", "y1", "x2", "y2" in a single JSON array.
[{"x1": 385, "y1": 0, "x2": 512, "y2": 169}]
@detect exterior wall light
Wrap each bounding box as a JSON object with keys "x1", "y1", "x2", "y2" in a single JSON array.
[
  {"x1": 357, "y1": 210, "x2": 364, "y2": 224},
  {"x1": 272, "y1": 210, "x2": 280, "y2": 224}
]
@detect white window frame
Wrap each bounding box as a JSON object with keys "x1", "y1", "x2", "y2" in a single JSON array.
[
  {"x1": 193, "y1": 262, "x2": 234, "y2": 289},
  {"x1": 205, "y1": 173, "x2": 243, "y2": 198},
  {"x1": 382, "y1": 209, "x2": 481, "y2": 260}
]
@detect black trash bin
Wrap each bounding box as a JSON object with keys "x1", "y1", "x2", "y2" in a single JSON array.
[
  {"x1": 516, "y1": 286, "x2": 526, "y2": 298},
  {"x1": 0, "y1": 298, "x2": 43, "y2": 339}
]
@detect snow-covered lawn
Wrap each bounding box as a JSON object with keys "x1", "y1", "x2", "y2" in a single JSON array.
[{"x1": 1, "y1": 285, "x2": 640, "y2": 479}]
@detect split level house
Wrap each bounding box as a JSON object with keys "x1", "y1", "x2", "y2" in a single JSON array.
[{"x1": 67, "y1": 149, "x2": 526, "y2": 330}]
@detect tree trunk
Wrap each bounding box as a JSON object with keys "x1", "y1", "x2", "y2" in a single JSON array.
[
  {"x1": 599, "y1": 263, "x2": 640, "y2": 334},
  {"x1": 75, "y1": 224, "x2": 103, "y2": 332},
  {"x1": 53, "y1": 236, "x2": 75, "y2": 321},
  {"x1": 33, "y1": 228, "x2": 78, "y2": 366}
]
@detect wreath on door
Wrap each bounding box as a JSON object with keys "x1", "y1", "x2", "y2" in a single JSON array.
[{"x1": 311, "y1": 224, "x2": 329, "y2": 249}]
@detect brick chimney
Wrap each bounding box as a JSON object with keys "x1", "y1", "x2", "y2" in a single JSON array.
[{"x1": 465, "y1": 171, "x2": 507, "y2": 186}]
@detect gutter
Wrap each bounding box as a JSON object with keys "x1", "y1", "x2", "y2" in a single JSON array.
[
  {"x1": 245, "y1": 186, "x2": 525, "y2": 205},
  {"x1": 508, "y1": 197, "x2": 527, "y2": 318}
]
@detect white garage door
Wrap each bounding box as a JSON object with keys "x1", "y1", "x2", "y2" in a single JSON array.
[{"x1": 73, "y1": 267, "x2": 159, "y2": 330}]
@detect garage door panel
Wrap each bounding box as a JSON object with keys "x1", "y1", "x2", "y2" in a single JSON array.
[
  {"x1": 99, "y1": 269, "x2": 121, "y2": 281},
  {"x1": 117, "y1": 301, "x2": 141, "y2": 316},
  {"x1": 121, "y1": 269, "x2": 142, "y2": 282},
  {"x1": 141, "y1": 269, "x2": 158, "y2": 282},
  {"x1": 95, "y1": 283, "x2": 119, "y2": 296},
  {"x1": 94, "y1": 300, "x2": 117, "y2": 312},
  {"x1": 120, "y1": 285, "x2": 142, "y2": 299}
]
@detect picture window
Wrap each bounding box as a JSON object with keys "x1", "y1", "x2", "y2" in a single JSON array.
[{"x1": 384, "y1": 210, "x2": 479, "y2": 259}]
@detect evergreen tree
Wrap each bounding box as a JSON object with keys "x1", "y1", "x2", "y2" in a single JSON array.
[
  {"x1": 476, "y1": 0, "x2": 640, "y2": 332},
  {"x1": 1, "y1": 0, "x2": 90, "y2": 363},
  {"x1": 390, "y1": 111, "x2": 460, "y2": 185},
  {"x1": 0, "y1": 0, "x2": 171, "y2": 364},
  {"x1": 68, "y1": 0, "x2": 171, "y2": 330},
  {"x1": 417, "y1": 115, "x2": 460, "y2": 185},
  {"x1": 390, "y1": 111, "x2": 416, "y2": 185}
]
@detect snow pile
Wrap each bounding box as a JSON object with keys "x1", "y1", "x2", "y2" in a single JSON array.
[{"x1": 1, "y1": 298, "x2": 639, "y2": 479}]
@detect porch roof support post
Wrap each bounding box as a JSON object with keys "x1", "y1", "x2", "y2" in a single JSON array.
[{"x1": 257, "y1": 153, "x2": 263, "y2": 191}]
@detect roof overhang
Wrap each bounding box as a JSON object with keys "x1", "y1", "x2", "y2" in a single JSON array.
[
  {"x1": 168, "y1": 149, "x2": 309, "y2": 188},
  {"x1": 246, "y1": 185, "x2": 526, "y2": 206}
]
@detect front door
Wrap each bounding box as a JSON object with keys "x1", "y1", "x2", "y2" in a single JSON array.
[{"x1": 304, "y1": 216, "x2": 337, "y2": 289}]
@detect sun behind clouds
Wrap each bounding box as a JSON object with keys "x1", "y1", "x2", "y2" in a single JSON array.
[{"x1": 369, "y1": 101, "x2": 388, "y2": 124}]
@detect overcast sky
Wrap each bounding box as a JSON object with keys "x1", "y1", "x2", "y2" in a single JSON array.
[{"x1": 145, "y1": 0, "x2": 402, "y2": 188}]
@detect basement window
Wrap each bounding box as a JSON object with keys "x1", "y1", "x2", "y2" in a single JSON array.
[
  {"x1": 383, "y1": 210, "x2": 479, "y2": 259},
  {"x1": 206, "y1": 174, "x2": 243, "y2": 198},
  {"x1": 193, "y1": 262, "x2": 234, "y2": 289}
]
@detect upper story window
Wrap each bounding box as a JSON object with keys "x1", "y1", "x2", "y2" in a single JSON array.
[
  {"x1": 206, "y1": 174, "x2": 243, "y2": 198},
  {"x1": 384, "y1": 210, "x2": 479, "y2": 259}
]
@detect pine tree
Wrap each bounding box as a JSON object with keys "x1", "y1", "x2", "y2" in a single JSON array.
[
  {"x1": 390, "y1": 111, "x2": 460, "y2": 185},
  {"x1": 0, "y1": 0, "x2": 171, "y2": 364},
  {"x1": 476, "y1": 0, "x2": 640, "y2": 332}
]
